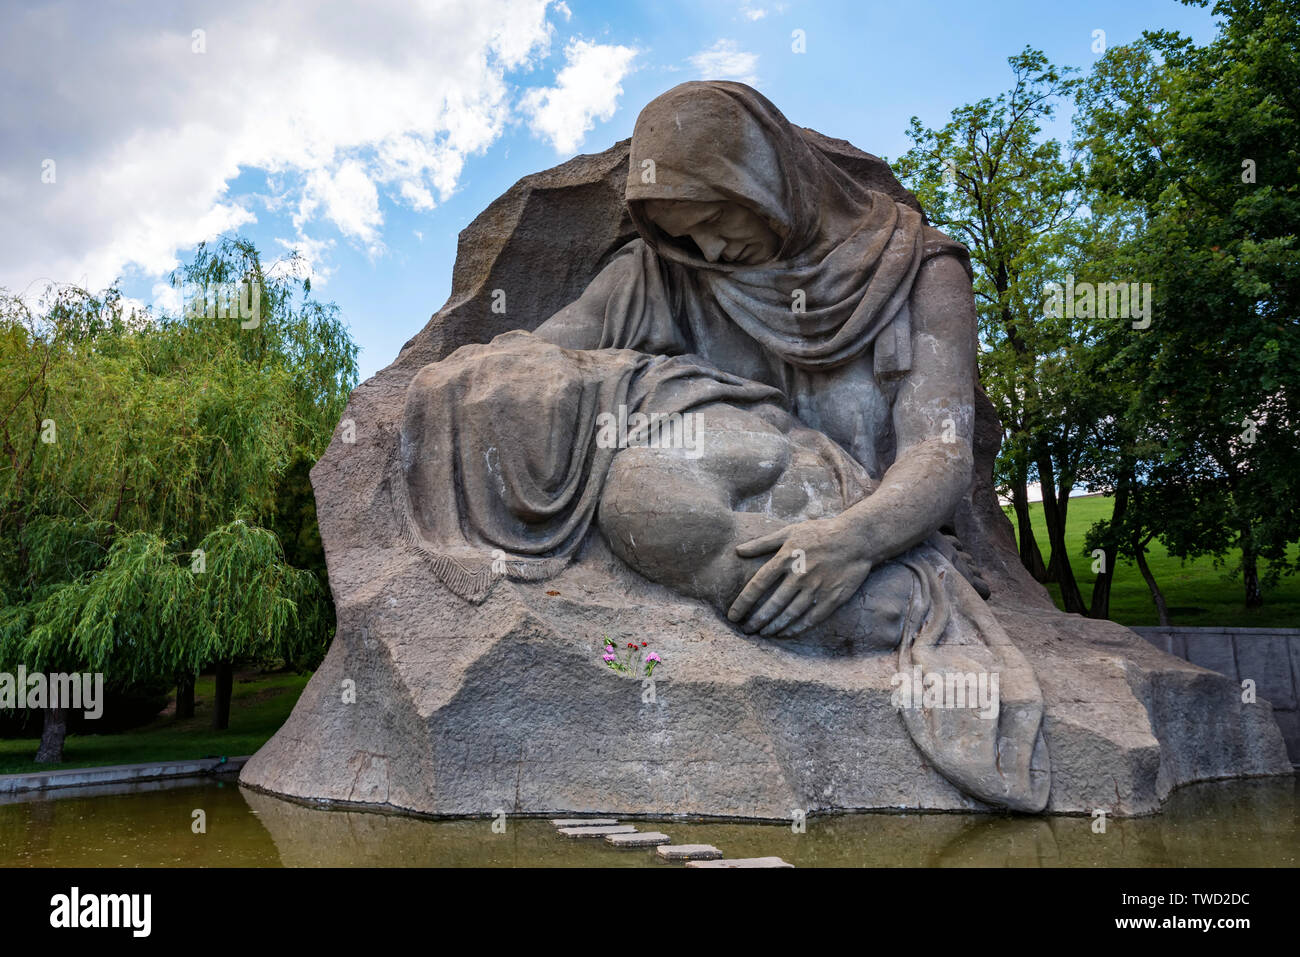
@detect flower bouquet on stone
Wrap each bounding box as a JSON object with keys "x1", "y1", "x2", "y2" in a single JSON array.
[{"x1": 602, "y1": 636, "x2": 660, "y2": 677}]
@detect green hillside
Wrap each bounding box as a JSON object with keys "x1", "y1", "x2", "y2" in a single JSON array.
[{"x1": 1005, "y1": 496, "x2": 1300, "y2": 627}]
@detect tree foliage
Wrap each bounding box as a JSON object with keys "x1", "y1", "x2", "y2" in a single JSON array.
[
  {"x1": 895, "y1": 48, "x2": 1093, "y2": 611},
  {"x1": 1075, "y1": 0, "x2": 1300, "y2": 607},
  {"x1": 0, "y1": 238, "x2": 357, "y2": 754}
]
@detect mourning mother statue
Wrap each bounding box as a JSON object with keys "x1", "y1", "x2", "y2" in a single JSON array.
[
  {"x1": 240, "y1": 79, "x2": 1289, "y2": 821},
  {"x1": 397, "y1": 82, "x2": 1049, "y2": 812}
]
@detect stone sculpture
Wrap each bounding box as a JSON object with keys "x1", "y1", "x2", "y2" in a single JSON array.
[{"x1": 241, "y1": 82, "x2": 1291, "y2": 819}]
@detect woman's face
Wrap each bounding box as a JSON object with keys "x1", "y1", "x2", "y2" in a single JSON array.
[{"x1": 642, "y1": 199, "x2": 781, "y2": 265}]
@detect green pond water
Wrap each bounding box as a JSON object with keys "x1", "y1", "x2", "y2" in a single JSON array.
[{"x1": 1, "y1": 775, "x2": 1297, "y2": 867}]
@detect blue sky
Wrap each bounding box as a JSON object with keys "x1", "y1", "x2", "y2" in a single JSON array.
[{"x1": 4, "y1": 0, "x2": 1221, "y2": 380}]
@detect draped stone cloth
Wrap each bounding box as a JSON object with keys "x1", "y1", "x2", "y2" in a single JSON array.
[
  {"x1": 398, "y1": 80, "x2": 1048, "y2": 811},
  {"x1": 399, "y1": 331, "x2": 781, "y2": 600}
]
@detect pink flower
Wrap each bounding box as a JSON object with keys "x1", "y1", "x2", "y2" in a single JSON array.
[
  {"x1": 645, "y1": 652, "x2": 661, "y2": 663},
  {"x1": 603, "y1": 652, "x2": 616, "y2": 662}
]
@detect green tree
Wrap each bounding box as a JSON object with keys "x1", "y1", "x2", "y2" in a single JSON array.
[
  {"x1": 0, "y1": 238, "x2": 357, "y2": 760},
  {"x1": 895, "y1": 48, "x2": 1092, "y2": 611},
  {"x1": 1075, "y1": 0, "x2": 1300, "y2": 610}
]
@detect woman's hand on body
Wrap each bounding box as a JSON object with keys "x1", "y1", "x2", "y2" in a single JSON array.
[{"x1": 727, "y1": 517, "x2": 875, "y2": 638}]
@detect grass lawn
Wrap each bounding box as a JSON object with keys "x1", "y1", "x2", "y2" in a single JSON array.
[
  {"x1": 1007, "y1": 495, "x2": 1300, "y2": 627},
  {"x1": 0, "y1": 670, "x2": 308, "y2": 775}
]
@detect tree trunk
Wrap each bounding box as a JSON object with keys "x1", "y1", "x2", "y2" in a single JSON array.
[
  {"x1": 1087, "y1": 555, "x2": 1114, "y2": 620},
  {"x1": 1035, "y1": 448, "x2": 1087, "y2": 613},
  {"x1": 1240, "y1": 527, "x2": 1263, "y2": 608},
  {"x1": 1010, "y1": 473, "x2": 1050, "y2": 582},
  {"x1": 35, "y1": 707, "x2": 70, "y2": 763},
  {"x1": 1056, "y1": 471, "x2": 1073, "y2": 531},
  {"x1": 1133, "y1": 535, "x2": 1170, "y2": 626},
  {"x1": 212, "y1": 662, "x2": 234, "y2": 731},
  {"x1": 1088, "y1": 486, "x2": 1129, "y2": 620},
  {"x1": 175, "y1": 671, "x2": 196, "y2": 720},
  {"x1": 1051, "y1": 479, "x2": 1074, "y2": 578}
]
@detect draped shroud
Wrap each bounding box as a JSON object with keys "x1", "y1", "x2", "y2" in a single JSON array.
[
  {"x1": 624, "y1": 80, "x2": 971, "y2": 379},
  {"x1": 397, "y1": 80, "x2": 1048, "y2": 811},
  {"x1": 399, "y1": 332, "x2": 782, "y2": 601}
]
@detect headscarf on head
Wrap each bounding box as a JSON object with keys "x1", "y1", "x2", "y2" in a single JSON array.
[{"x1": 624, "y1": 81, "x2": 970, "y2": 379}]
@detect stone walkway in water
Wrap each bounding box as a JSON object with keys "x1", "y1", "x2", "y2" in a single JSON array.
[{"x1": 549, "y1": 818, "x2": 792, "y2": 868}]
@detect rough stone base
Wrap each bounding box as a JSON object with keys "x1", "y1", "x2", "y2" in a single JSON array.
[{"x1": 240, "y1": 534, "x2": 1291, "y2": 819}]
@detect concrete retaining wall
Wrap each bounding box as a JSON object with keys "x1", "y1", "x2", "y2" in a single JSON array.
[
  {"x1": 0, "y1": 755, "x2": 249, "y2": 798},
  {"x1": 1132, "y1": 626, "x2": 1300, "y2": 764}
]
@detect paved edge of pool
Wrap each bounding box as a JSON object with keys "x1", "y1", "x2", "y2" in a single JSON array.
[{"x1": 0, "y1": 755, "x2": 251, "y2": 795}]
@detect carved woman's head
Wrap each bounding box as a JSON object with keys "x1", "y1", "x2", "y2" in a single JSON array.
[
  {"x1": 624, "y1": 80, "x2": 887, "y2": 271},
  {"x1": 626, "y1": 81, "x2": 807, "y2": 270},
  {"x1": 624, "y1": 80, "x2": 965, "y2": 381},
  {"x1": 640, "y1": 198, "x2": 782, "y2": 265}
]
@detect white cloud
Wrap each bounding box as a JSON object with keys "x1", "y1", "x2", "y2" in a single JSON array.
[
  {"x1": 298, "y1": 161, "x2": 383, "y2": 254},
  {"x1": 688, "y1": 39, "x2": 759, "y2": 85},
  {"x1": 273, "y1": 234, "x2": 337, "y2": 286},
  {"x1": 150, "y1": 281, "x2": 182, "y2": 314},
  {"x1": 0, "y1": 0, "x2": 570, "y2": 295},
  {"x1": 521, "y1": 38, "x2": 638, "y2": 155},
  {"x1": 742, "y1": 5, "x2": 768, "y2": 20}
]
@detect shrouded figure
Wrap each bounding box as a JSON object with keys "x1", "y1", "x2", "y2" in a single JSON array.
[{"x1": 399, "y1": 81, "x2": 1049, "y2": 811}]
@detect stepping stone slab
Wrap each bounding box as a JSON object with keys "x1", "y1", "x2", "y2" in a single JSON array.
[
  {"x1": 685, "y1": 857, "x2": 794, "y2": 868},
  {"x1": 657, "y1": 844, "x2": 723, "y2": 862},
  {"x1": 557, "y1": 825, "x2": 637, "y2": 838},
  {"x1": 550, "y1": 818, "x2": 619, "y2": 828},
  {"x1": 606, "y1": 831, "x2": 670, "y2": 847}
]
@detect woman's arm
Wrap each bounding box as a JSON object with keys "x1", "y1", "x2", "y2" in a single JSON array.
[
  {"x1": 533, "y1": 238, "x2": 685, "y2": 353},
  {"x1": 835, "y1": 253, "x2": 976, "y2": 556},
  {"x1": 727, "y1": 253, "x2": 977, "y2": 636},
  {"x1": 532, "y1": 288, "x2": 607, "y2": 350}
]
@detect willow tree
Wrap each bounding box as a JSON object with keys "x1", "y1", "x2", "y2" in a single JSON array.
[
  {"x1": 192, "y1": 521, "x2": 323, "y2": 730},
  {"x1": 0, "y1": 238, "x2": 356, "y2": 760}
]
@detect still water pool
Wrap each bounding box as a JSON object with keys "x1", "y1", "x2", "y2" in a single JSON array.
[{"x1": 1, "y1": 775, "x2": 1297, "y2": 867}]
